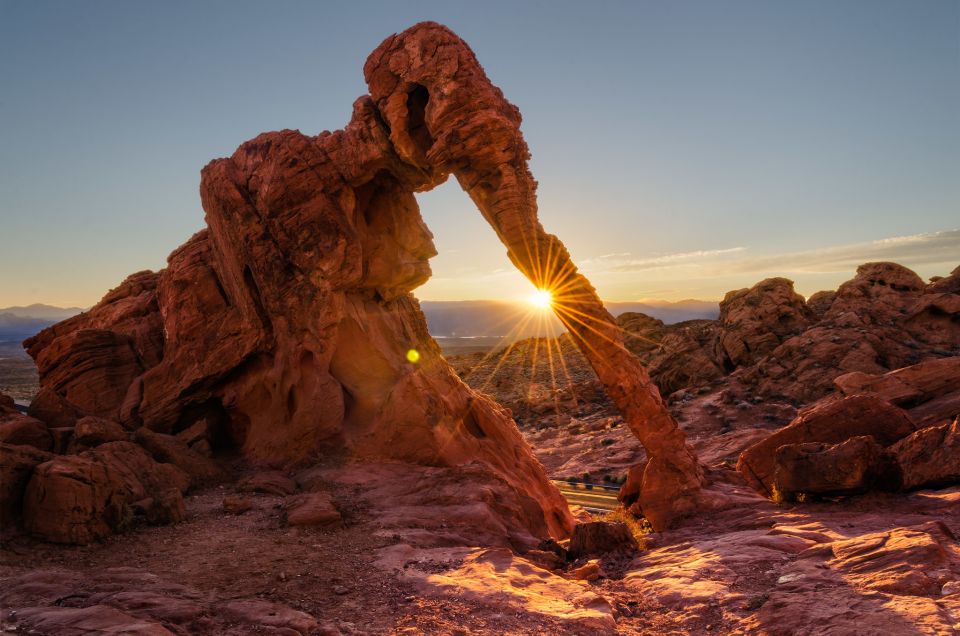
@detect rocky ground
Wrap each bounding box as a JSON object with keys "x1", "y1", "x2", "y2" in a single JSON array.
[
  {"x1": 3, "y1": 15, "x2": 959, "y2": 634},
  {"x1": 2, "y1": 261, "x2": 959, "y2": 634},
  {"x1": 2, "y1": 461, "x2": 959, "y2": 634},
  {"x1": 448, "y1": 262, "x2": 960, "y2": 489}
]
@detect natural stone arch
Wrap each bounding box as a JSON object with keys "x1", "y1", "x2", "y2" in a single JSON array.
[
  {"x1": 365, "y1": 23, "x2": 705, "y2": 527},
  {"x1": 25, "y1": 22, "x2": 703, "y2": 534}
]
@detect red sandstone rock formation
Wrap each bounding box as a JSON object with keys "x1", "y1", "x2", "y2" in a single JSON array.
[
  {"x1": 771, "y1": 436, "x2": 895, "y2": 500},
  {"x1": 614, "y1": 262, "x2": 958, "y2": 406},
  {"x1": 363, "y1": 24, "x2": 704, "y2": 528},
  {"x1": 739, "y1": 356, "x2": 960, "y2": 499},
  {"x1": 715, "y1": 278, "x2": 814, "y2": 370},
  {"x1": 23, "y1": 441, "x2": 189, "y2": 544},
  {"x1": 737, "y1": 394, "x2": 917, "y2": 495},
  {"x1": 891, "y1": 417, "x2": 960, "y2": 490},
  {"x1": 18, "y1": 22, "x2": 704, "y2": 540},
  {"x1": 20, "y1": 22, "x2": 707, "y2": 535}
]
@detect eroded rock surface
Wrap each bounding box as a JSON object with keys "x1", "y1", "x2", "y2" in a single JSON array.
[
  {"x1": 22, "y1": 442, "x2": 189, "y2": 544},
  {"x1": 737, "y1": 394, "x2": 917, "y2": 495},
  {"x1": 20, "y1": 21, "x2": 709, "y2": 534}
]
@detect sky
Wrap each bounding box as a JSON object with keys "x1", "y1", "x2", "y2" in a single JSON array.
[{"x1": 1, "y1": 0, "x2": 958, "y2": 308}]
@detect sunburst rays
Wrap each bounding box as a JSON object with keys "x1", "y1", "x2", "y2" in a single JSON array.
[{"x1": 448, "y1": 232, "x2": 675, "y2": 424}]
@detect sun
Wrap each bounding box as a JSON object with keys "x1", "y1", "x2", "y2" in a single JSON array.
[{"x1": 528, "y1": 289, "x2": 553, "y2": 310}]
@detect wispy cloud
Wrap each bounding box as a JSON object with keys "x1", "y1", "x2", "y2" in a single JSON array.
[
  {"x1": 605, "y1": 247, "x2": 747, "y2": 272},
  {"x1": 580, "y1": 230, "x2": 959, "y2": 277},
  {"x1": 725, "y1": 229, "x2": 960, "y2": 275},
  {"x1": 419, "y1": 229, "x2": 959, "y2": 302},
  {"x1": 580, "y1": 247, "x2": 747, "y2": 274}
]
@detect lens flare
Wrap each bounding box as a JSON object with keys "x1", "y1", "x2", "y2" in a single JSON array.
[{"x1": 529, "y1": 289, "x2": 553, "y2": 309}]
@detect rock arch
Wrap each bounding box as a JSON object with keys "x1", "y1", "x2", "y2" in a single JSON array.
[{"x1": 25, "y1": 22, "x2": 702, "y2": 532}]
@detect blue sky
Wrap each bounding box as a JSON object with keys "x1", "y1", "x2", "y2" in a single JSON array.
[{"x1": 1, "y1": 0, "x2": 958, "y2": 306}]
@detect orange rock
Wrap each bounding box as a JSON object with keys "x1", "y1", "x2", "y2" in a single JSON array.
[
  {"x1": 22, "y1": 441, "x2": 189, "y2": 544},
  {"x1": 890, "y1": 418, "x2": 960, "y2": 491},
  {"x1": 737, "y1": 395, "x2": 916, "y2": 495},
  {"x1": 570, "y1": 559, "x2": 602, "y2": 581},
  {"x1": 0, "y1": 412, "x2": 52, "y2": 451},
  {"x1": 73, "y1": 416, "x2": 128, "y2": 447},
  {"x1": 0, "y1": 443, "x2": 53, "y2": 525},
  {"x1": 771, "y1": 436, "x2": 896, "y2": 500},
  {"x1": 284, "y1": 492, "x2": 341, "y2": 527},
  {"x1": 716, "y1": 278, "x2": 813, "y2": 370},
  {"x1": 568, "y1": 521, "x2": 639, "y2": 558}
]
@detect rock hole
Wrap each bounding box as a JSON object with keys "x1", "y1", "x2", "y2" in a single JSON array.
[{"x1": 406, "y1": 84, "x2": 434, "y2": 157}]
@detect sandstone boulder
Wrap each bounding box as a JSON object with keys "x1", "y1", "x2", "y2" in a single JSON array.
[
  {"x1": 22, "y1": 441, "x2": 189, "y2": 544},
  {"x1": 716, "y1": 277, "x2": 813, "y2": 370},
  {"x1": 73, "y1": 416, "x2": 129, "y2": 447},
  {"x1": 134, "y1": 428, "x2": 229, "y2": 487},
  {"x1": 0, "y1": 443, "x2": 54, "y2": 525},
  {"x1": 835, "y1": 357, "x2": 960, "y2": 405},
  {"x1": 771, "y1": 436, "x2": 895, "y2": 500},
  {"x1": 223, "y1": 495, "x2": 253, "y2": 515},
  {"x1": 284, "y1": 492, "x2": 341, "y2": 527},
  {"x1": 890, "y1": 418, "x2": 960, "y2": 491},
  {"x1": 26, "y1": 329, "x2": 144, "y2": 422},
  {"x1": 27, "y1": 386, "x2": 86, "y2": 428},
  {"x1": 738, "y1": 395, "x2": 916, "y2": 495},
  {"x1": 834, "y1": 356, "x2": 960, "y2": 427},
  {"x1": 0, "y1": 412, "x2": 52, "y2": 451},
  {"x1": 568, "y1": 521, "x2": 639, "y2": 559}
]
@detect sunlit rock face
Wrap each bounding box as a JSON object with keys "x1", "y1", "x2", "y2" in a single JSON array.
[{"x1": 24, "y1": 21, "x2": 711, "y2": 534}]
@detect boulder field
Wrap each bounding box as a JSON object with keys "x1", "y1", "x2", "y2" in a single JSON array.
[{"x1": 2, "y1": 19, "x2": 960, "y2": 636}]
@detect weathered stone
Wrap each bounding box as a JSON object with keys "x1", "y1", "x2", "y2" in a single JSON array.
[
  {"x1": 772, "y1": 436, "x2": 896, "y2": 500},
  {"x1": 570, "y1": 559, "x2": 602, "y2": 581},
  {"x1": 0, "y1": 443, "x2": 54, "y2": 524},
  {"x1": 716, "y1": 278, "x2": 813, "y2": 370},
  {"x1": 223, "y1": 495, "x2": 253, "y2": 515},
  {"x1": 890, "y1": 418, "x2": 960, "y2": 491},
  {"x1": 73, "y1": 416, "x2": 128, "y2": 447},
  {"x1": 0, "y1": 412, "x2": 52, "y2": 451},
  {"x1": 284, "y1": 492, "x2": 341, "y2": 527},
  {"x1": 738, "y1": 395, "x2": 917, "y2": 495},
  {"x1": 22, "y1": 441, "x2": 189, "y2": 544},
  {"x1": 568, "y1": 521, "x2": 639, "y2": 559},
  {"x1": 134, "y1": 427, "x2": 229, "y2": 488}
]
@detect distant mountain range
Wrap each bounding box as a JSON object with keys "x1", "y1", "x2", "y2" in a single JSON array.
[
  {"x1": 420, "y1": 299, "x2": 718, "y2": 338},
  {"x1": 0, "y1": 304, "x2": 84, "y2": 343},
  {"x1": 0, "y1": 299, "x2": 718, "y2": 343}
]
